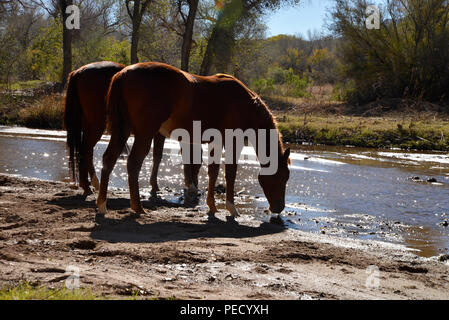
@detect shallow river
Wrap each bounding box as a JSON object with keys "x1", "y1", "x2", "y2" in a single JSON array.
[{"x1": 0, "y1": 126, "x2": 448, "y2": 257}]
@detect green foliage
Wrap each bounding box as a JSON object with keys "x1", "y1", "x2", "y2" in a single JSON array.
[
  {"x1": 253, "y1": 67, "x2": 309, "y2": 97},
  {"x1": 276, "y1": 113, "x2": 449, "y2": 150},
  {"x1": 307, "y1": 48, "x2": 337, "y2": 84},
  {"x1": 279, "y1": 47, "x2": 307, "y2": 73},
  {"x1": 0, "y1": 80, "x2": 46, "y2": 91},
  {"x1": 73, "y1": 36, "x2": 131, "y2": 67},
  {"x1": 0, "y1": 282, "x2": 98, "y2": 300},
  {"x1": 25, "y1": 20, "x2": 63, "y2": 82},
  {"x1": 252, "y1": 78, "x2": 275, "y2": 95},
  {"x1": 330, "y1": 0, "x2": 449, "y2": 104}
]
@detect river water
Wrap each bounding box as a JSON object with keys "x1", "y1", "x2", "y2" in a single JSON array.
[{"x1": 0, "y1": 126, "x2": 448, "y2": 257}]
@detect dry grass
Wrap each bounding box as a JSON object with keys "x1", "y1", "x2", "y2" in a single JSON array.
[
  {"x1": 275, "y1": 111, "x2": 449, "y2": 150},
  {"x1": 0, "y1": 282, "x2": 98, "y2": 300},
  {"x1": 18, "y1": 94, "x2": 64, "y2": 129}
]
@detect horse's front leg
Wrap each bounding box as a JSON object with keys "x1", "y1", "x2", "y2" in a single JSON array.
[
  {"x1": 225, "y1": 163, "x2": 239, "y2": 217},
  {"x1": 150, "y1": 133, "x2": 165, "y2": 196},
  {"x1": 206, "y1": 163, "x2": 220, "y2": 214},
  {"x1": 182, "y1": 143, "x2": 201, "y2": 206}
]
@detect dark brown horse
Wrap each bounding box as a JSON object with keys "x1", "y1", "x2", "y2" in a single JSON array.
[
  {"x1": 64, "y1": 61, "x2": 171, "y2": 196},
  {"x1": 97, "y1": 62, "x2": 290, "y2": 216}
]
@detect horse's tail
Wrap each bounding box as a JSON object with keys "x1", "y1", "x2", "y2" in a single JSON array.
[
  {"x1": 106, "y1": 72, "x2": 128, "y2": 141},
  {"x1": 63, "y1": 71, "x2": 82, "y2": 183}
]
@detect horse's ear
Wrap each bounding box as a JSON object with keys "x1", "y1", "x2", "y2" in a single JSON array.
[{"x1": 284, "y1": 147, "x2": 291, "y2": 163}]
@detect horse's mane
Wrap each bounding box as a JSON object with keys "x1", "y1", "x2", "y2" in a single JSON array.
[{"x1": 249, "y1": 91, "x2": 285, "y2": 154}]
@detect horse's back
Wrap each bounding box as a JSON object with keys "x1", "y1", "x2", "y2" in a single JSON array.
[
  {"x1": 119, "y1": 62, "x2": 193, "y2": 128},
  {"x1": 73, "y1": 62, "x2": 125, "y2": 127},
  {"x1": 113, "y1": 62, "x2": 259, "y2": 135}
]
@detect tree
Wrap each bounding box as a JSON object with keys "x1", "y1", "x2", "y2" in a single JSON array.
[
  {"x1": 59, "y1": 0, "x2": 73, "y2": 87},
  {"x1": 179, "y1": 0, "x2": 199, "y2": 71},
  {"x1": 30, "y1": 0, "x2": 73, "y2": 87},
  {"x1": 156, "y1": 0, "x2": 199, "y2": 72},
  {"x1": 125, "y1": 0, "x2": 152, "y2": 64},
  {"x1": 330, "y1": 0, "x2": 449, "y2": 103},
  {"x1": 199, "y1": 0, "x2": 301, "y2": 76},
  {"x1": 0, "y1": 0, "x2": 43, "y2": 85}
]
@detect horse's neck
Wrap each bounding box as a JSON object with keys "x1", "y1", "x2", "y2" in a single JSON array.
[{"x1": 251, "y1": 108, "x2": 283, "y2": 163}]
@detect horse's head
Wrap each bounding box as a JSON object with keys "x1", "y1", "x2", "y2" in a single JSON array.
[{"x1": 258, "y1": 147, "x2": 290, "y2": 213}]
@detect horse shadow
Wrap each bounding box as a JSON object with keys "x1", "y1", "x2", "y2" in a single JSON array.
[
  {"x1": 47, "y1": 194, "x2": 285, "y2": 244},
  {"x1": 46, "y1": 193, "x2": 185, "y2": 211},
  {"x1": 90, "y1": 212, "x2": 285, "y2": 244}
]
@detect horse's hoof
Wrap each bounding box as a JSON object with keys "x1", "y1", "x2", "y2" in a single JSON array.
[
  {"x1": 225, "y1": 215, "x2": 238, "y2": 224},
  {"x1": 131, "y1": 205, "x2": 146, "y2": 215},
  {"x1": 150, "y1": 188, "x2": 159, "y2": 197},
  {"x1": 184, "y1": 185, "x2": 199, "y2": 206},
  {"x1": 207, "y1": 211, "x2": 220, "y2": 223},
  {"x1": 184, "y1": 197, "x2": 199, "y2": 207},
  {"x1": 91, "y1": 176, "x2": 100, "y2": 190},
  {"x1": 97, "y1": 201, "x2": 107, "y2": 214},
  {"x1": 83, "y1": 188, "x2": 94, "y2": 197},
  {"x1": 226, "y1": 201, "x2": 240, "y2": 218},
  {"x1": 207, "y1": 209, "x2": 218, "y2": 216}
]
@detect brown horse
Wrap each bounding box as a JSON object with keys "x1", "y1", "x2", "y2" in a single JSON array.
[
  {"x1": 97, "y1": 62, "x2": 290, "y2": 216},
  {"x1": 64, "y1": 61, "x2": 171, "y2": 196}
]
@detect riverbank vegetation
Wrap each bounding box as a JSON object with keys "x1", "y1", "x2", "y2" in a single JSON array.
[
  {"x1": 276, "y1": 111, "x2": 449, "y2": 151},
  {"x1": 0, "y1": 282, "x2": 98, "y2": 300},
  {"x1": 0, "y1": 0, "x2": 448, "y2": 151}
]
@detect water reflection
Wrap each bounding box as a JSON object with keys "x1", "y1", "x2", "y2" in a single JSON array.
[{"x1": 0, "y1": 131, "x2": 448, "y2": 257}]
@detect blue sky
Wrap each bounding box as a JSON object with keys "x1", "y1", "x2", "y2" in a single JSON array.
[{"x1": 266, "y1": 0, "x2": 334, "y2": 38}]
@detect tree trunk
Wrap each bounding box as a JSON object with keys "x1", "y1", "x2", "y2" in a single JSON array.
[
  {"x1": 181, "y1": 0, "x2": 199, "y2": 72},
  {"x1": 130, "y1": 0, "x2": 141, "y2": 64},
  {"x1": 130, "y1": 23, "x2": 140, "y2": 64},
  {"x1": 60, "y1": 0, "x2": 72, "y2": 88},
  {"x1": 199, "y1": 1, "x2": 239, "y2": 76},
  {"x1": 199, "y1": 24, "x2": 234, "y2": 76},
  {"x1": 199, "y1": 27, "x2": 217, "y2": 76}
]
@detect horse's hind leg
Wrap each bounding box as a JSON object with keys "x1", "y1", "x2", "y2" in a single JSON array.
[
  {"x1": 89, "y1": 157, "x2": 100, "y2": 191},
  {"x1": 128, "y1": 135, "x2": 153, "y2": 215},
  {"x1": 97, "y1": 130, "x2": 130, "y2": 214},
  {"x1": 87, "y1": 130, "x2": 103, "y2": 191},
  {"x1": 225, "y1": 163, "x2": 239, "y2": 217},
  {"x1": 79, "y1": 136, "x2": 93, "y2": 196},
  {"x1": 150, "y1": 133, "x2": 165, "y2": 196}
]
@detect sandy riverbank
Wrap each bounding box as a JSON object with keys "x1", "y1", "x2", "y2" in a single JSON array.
[{"x1": 0, "y1": 174, "x2": 448, "y2": 299}]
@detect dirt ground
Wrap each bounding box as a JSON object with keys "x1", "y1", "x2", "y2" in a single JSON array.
[{"x1": 0, "y1": 174, "x2": 448, "y2": 300}]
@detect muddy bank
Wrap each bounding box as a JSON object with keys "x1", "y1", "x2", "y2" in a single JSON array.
[{"x1": 0, "y1": 174, "x2": 448, "y2": 299}]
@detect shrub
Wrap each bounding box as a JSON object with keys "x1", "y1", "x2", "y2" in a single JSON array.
[
  {"x1": 253, "y1": 67, "x2": 310, "y2": 97},
  {"x1": 330, "y1": 0, "x2": 449, "y2": 105},
  {"x1": 18, "y1": 94, "x2": 64, "y2": 129},
  {"x1": 252, "y1": 78, "x2": 275, "y2": 95},
  {"x1": 285, "y1": 71, "x2": 309, "y2": 97}
]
